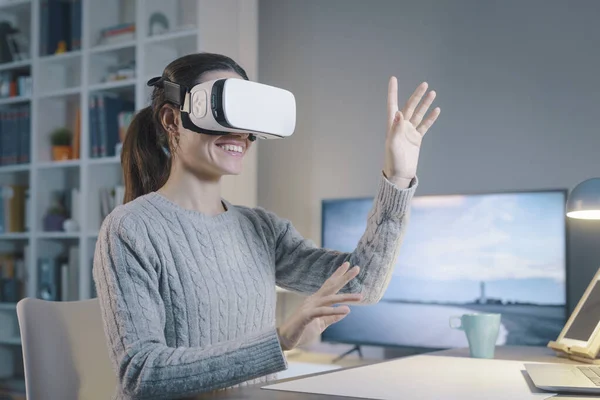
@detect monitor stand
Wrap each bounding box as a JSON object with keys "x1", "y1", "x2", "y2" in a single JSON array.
[{"x1": 332, "y1": 345, "x2": 363, "y2": 363}]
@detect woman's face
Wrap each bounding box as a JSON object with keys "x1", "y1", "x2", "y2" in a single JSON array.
[{"x1": 167, "y1": 70, "x2": 252, "y2": 180}]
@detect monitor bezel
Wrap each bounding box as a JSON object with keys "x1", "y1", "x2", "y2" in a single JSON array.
[{"x1": 319, "y1": 187, "x2": 570, "y2": 349}]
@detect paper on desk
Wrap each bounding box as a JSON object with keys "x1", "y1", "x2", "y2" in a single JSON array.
[{"x1": 263, "y1": 355, "x2": 557, "y2": 400}]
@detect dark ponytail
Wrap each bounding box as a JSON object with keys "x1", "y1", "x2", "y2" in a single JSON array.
[
  {"x1": 121, "y1": 52, "x2": 249, "y2": 203},
  {"x1": 121, "y1": 107, "x2": 170, "y2": 203}
]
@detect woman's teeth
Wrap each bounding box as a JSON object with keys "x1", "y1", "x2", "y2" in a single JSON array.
[{"x1": 217, "y1": 144, "x2": 243, "y2": 154}]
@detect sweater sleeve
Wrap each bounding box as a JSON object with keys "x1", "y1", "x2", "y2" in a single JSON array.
[
  {"x1": 267, "y1": 173, "x2": 417, "y2": 304},
  {"x1": 92, "y1": 211, "x2": 287, "y2": 400}
]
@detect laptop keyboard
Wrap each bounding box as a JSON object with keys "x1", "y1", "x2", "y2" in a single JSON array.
[{"x1": 578, "y1": 366, "x2": 600, "y2": 386}]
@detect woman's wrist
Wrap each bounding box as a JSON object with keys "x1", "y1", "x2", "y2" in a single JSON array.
[
  {"x1": 276, "y1": 327, "x2": 291, "y2": 351},
  {"x1": 382, "y1": 170, "x2": 412, "y2": 189}
]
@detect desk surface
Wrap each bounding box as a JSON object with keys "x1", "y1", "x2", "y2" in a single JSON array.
[{"x1": 192, "y1": 346, "x2": 579, "y2": 399}]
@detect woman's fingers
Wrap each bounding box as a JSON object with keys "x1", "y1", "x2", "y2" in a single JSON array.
[
  {"x1": 387, "y1": 76, "x2": 399, "y2": 128},
  {"x1": 417, "y1": 107, "x2": 441, "y2": 135},
  {"x1": 316, "y1": 261, "x2": 360, "y2": 296},
  {"x1": 309, "y1": 305, "x2": 350, "y2": 319},
  {"x1": 316, "y1": 293, "x2": 363, "y2": 307},
  {"x1": 410, "y1": 90, "x2": 436, "y2": 127},
  {"x1": 333, "y1": 264, "x2": 360, "y2": 292},
  {"x1": 330, "y1": 261, "x2": 351, "y2": 279},
  {"x1": 321, "y1": 313, "x2": 349, "y2": 328},
  {"x1": 402, "y1": 82, "x2": 428, "y2": 122}
]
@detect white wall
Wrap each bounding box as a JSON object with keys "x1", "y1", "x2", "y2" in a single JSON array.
[{"x1": 257, "y1": 0, "x2": 600, "y2": 317}]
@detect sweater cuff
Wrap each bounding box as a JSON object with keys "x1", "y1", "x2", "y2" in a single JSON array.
[
  {"x1": 375, "y1": 171, "x2": 418, "y2": 218},
  {"x1": 244, "y1": 328, "x2": 288, "y2": 375}
]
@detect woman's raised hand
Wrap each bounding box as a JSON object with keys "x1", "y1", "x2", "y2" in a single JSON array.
[
  {"x1": 277, "y1": 262, "x2": 363, "y2": 351},
  {"x1": 383, "y1": 77, "x2": 441, "y2": 188}
]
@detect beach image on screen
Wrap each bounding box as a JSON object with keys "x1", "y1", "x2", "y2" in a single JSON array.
[{"x1": 321, "y1": 191, "x2": 566, "y2": 349}]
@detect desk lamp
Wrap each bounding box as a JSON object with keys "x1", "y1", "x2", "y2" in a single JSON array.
[{"x1": 566, "y1": 178, "x2": 600, "y2": 219}]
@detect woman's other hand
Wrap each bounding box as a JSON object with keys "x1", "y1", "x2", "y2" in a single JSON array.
[
  {"x1": 277, "y1": 262, "x2": 362, "y2": 351},
  {"x1": 383, "y1": 77, "x2": 441, "y2": 188}
]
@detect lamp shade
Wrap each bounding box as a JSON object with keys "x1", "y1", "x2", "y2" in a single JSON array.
[{"x1": 566, "y1": 178, "x2": 600, "y2": 219}]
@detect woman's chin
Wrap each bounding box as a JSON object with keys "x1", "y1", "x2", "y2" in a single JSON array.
[{"x1": 217, "y1": 161, "x2": 244, "y2": 176}]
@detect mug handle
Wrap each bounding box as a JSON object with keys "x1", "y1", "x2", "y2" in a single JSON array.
[{"x1": 449, "y1": 316, "x2": 463, "y2": 330}]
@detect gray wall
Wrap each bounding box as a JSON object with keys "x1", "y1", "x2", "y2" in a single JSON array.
[{"x1": 258, "y1": 0, "x2": 600, "y2": 321}]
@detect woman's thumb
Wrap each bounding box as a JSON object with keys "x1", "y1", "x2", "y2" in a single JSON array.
[
  {"x1": 395, "y1": 111, "x2": 404, "y2": 126},
  {"x1": 390, "y1": 110, "x2": 403, "y2": 134}
]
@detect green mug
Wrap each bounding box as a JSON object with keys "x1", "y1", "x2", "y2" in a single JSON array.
[{"x1": 449, "y1": 313, "x2": 501, "y2": 359}]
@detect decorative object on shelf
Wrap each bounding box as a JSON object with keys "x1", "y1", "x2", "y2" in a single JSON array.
[
  {"x1": 100, "y1": 185, "x2": 125, "y2": 221},
  {"x1": 97, "y1": 22, "x2": 135, "y2": 45},
  {"x1": 49, "y1": 127, "x2": 72, "y2": 161},
  {"x1": 55, "y1": 40, "x2": 67, "y2": 54},
  {"x1": 0, "y1": 21, "x2": 18, "y2": 64},
  {"x1": 566, "y1": 178, "x2": 600, "y2": 220},
  {"x1": 114, "y1": 143, "x2": 123, "y2": 158},
  {"x1": 103, "y1": 60, "x2": 135, "y2": 82},
  {"x1": 43, "y1": 193, "x2": 68, "y2": 232},
  {"x1": 0, "y1": 70, "x2": 32, "y2": 98},
  {"x1": 148, "y1": 12, "x2": 169, "y2": 36},
  {"x1": 62, "y1": 218, "x2": 79, "y2": 233}
]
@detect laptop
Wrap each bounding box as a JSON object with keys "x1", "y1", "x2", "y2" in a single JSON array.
[
  {"x1": 524, "y1": 269, "x2": 600, "y2": 394},
  {"x1": 525, "y1": 363, "x2": 600, "y2": 394}
]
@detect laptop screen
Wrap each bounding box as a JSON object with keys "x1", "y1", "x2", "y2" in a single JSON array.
[{"x1": 564, "y1": 280, "x2": 600, "y2": 341}]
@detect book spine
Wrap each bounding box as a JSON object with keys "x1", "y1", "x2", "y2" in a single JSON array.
[{"x1": 89, "y1": 95, "x2": 97, "y2": 158}]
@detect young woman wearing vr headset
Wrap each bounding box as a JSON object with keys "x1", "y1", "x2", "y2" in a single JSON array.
[{"x1": 93, "y1": 52, "x2": 440, "y2": 399}]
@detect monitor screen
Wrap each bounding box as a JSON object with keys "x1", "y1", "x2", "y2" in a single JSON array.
[
  {"x1": 564, "y1": 280, "x2": 600, "y2": 342},
  {"x1": 321, "y1": 190, "x2": 567, "y2": 349}
]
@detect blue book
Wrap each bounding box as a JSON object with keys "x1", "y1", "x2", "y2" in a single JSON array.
[{"x1": 70, "y1": 0, "x2": 81, "y2": 50}]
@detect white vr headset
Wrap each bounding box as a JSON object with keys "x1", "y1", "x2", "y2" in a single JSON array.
[{"x1": 147, "y1": 76, "x2": 296, "y2": 141}]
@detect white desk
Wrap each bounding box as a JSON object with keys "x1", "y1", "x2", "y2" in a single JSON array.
[{"x1": 193, "y1": 346, "x2": 600, "y2": 399}]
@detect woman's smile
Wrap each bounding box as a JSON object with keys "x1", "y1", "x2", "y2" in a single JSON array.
[{"x1": 214, "y1": 137, "x2": 248, "y2": 157}]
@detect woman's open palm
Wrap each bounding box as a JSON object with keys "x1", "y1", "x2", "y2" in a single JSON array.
[{"x1": 383, "y1": 77, "x2": 441, "y2": 187}]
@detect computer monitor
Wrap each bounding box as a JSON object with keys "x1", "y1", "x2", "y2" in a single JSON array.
[{"x1": 321, "y1": 189, "x2": 568, "y2": 349}]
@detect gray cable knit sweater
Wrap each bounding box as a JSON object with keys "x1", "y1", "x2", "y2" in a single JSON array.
[{"x1": 92, "y1": 173, "x2": 417, "y2": 399}]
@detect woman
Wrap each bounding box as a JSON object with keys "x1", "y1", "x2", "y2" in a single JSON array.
[{"x1": 93, "y1": 52, "x2": 440, "y2": 399}]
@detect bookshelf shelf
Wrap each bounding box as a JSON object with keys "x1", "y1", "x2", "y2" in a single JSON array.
[
  {"x1": 0, "y1": 0, "x2": 31, "y2": 10},
  {"x1": 89, "y1": 40, "x2": 136, "y2": 54},
  {"x1": 0, "y1": 233, "x2": 29, "y2": 240},
  {"x1": 36, "y1": 159, "x2": 81, "y2": 169},
  {"x1": 0, "y1": 302, "x2": 17, "y2": 310},
  {"x1": 89, "y1": 78, "x2": 135, "y2": 92},
  {"x1": 88, "y1": 156, "x2": 120, "y2": 165},
  {"x1": 0, "y1": 59, "x2": 31, "y2": 72},
  {"x1": 37, "y1": 86, "x2": 81, "y2": 100},
  {"x1": 36, "y1": 232, "x2": 79, "y2": 239},
  {"x1": 0, "y1": 337, "x2": 21, "y2": 346},
  {"x1": 0, "y1": 95, "x2": 31, "y2": 105},
  {"x1": 145, "y1": 28, "x2": 197, "y2": 44},
  {"x1": 0, "y1": 164, "x2": 30, "y2": 173},
  {"x1": 38, "y1": 50, "x2": 82, "y2": 64}
]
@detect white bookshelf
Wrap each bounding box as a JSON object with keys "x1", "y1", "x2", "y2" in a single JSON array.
[
  {"x1": 0, "y1": 0, "x2": 260, "y2": 393},
  {"x1": 0, "y1": 0, "x2": 206, "y2": 390}
]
